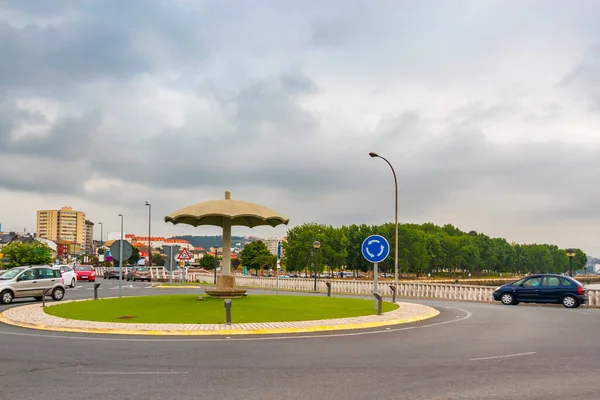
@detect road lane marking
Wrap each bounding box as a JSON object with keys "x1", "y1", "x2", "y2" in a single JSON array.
[
  {"x1": 471, "y1": 352, "x2": 536, "y2": 361},
  {"x1": 77, "y1": 372, "x2": 188, "y2": 375}
]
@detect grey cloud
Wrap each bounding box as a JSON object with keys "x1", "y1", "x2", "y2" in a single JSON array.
[
  {"x1": 0, "y1": 156, "x2": 90, "y2": 194},
  {"x1": 560, "y1": 44, "x2": 600, "y2": 109},
  {"x1": 0, "y1": 95, "x2": 102, "y2": 161},
  {"x1": 2, "y1": 0, "x2": 600, "y2": 256},
  {"x1": 0, "y1": 19, "x2": 148, "y2": 93}
]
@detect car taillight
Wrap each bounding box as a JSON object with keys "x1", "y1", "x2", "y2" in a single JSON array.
[
  {"x1": 134, "y1": 271, "x2": 139, "y2": 275},
  {"x1": 578, "y1": 286, "x2": 585, "y2": 295}
]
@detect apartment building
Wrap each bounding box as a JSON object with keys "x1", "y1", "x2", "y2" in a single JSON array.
[
  {"x1": 36, "y1": 207, "x2": 86, "y2": 245},
  {"x1": 84, "y1": 220, "x2": 94, "y2": 254},
  {"x1": 263, "y1": 237, "x2": 285, "y2": 257}
]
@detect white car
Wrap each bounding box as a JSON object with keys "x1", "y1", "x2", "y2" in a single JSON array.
[{"x1": 55, "y1": 265, "x2": 77, "y2": 288}]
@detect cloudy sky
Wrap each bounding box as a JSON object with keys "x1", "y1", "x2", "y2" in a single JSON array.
[{"x1": 1, "y1": 0, "x2": 599, "y2": 255}]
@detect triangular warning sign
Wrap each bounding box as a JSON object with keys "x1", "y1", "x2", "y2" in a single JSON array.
[{"x1": 178, "y1": 248, "x2": 191, "y2": 260}]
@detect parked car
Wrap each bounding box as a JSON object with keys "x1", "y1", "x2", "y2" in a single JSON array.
[
  {"x1": 103, "y1": 267, "x2": 127, "y2": 279},
  {"x1": 74, "y1": 265, "x2": 96, "y2": 282},
  {"x1": 126, "y1": 267, "x2": 151, "y2": 282},
  {"x1": 0, "y1": 265, "x2": 66, "y2": 304},
  {"x1": 56, "y1": 264, "x2": 78, "y2": 288},
  {"x1": 493, "y1": 274, "x2": 586, "y2": 308}
]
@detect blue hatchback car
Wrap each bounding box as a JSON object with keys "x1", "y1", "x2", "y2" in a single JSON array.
[{"x1": 493, "y1": 274, "x2": 586, "y2": 308}]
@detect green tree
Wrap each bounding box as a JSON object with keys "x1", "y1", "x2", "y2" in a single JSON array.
[
  {"x1": 199, "y1": 254, "x2": 217, "y2": 270},
  {"x1": 151, "y1": 252, "x2": 165, "y2": 266},
  {"x1": 2, "y1": 241, "x2": 53, "y2": 268},
  {"x1": 128, "y1": 247, "x2": 141, "y2": 265},
  {"x1": 282, "y1": 224, "x2": 324, "y2": 273},
  {"x1": 239, "y1": 240, "x2": 274, "y2": 274}
]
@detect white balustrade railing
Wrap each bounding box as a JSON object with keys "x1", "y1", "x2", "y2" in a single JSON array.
[{"x1": 92, "y1": 267, "x2": 600, "y2": 305}]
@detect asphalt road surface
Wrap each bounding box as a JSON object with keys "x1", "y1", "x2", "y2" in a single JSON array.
[{"x1": 1, "y1": 281, "x2": 600, "y2": 400}]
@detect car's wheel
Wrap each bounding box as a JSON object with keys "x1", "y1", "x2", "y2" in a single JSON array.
[
  {"x1": 70, "y1": 278, "x2": 76, "y2": 288},
  {"x1": 51, "y1": 287, "x2": 65, "y2": 301},
  {"x1": 500, "y1": 293, "x2": 515, "y2": 305},
  {"x1": 34, "y1": 296, "x2": 43, "y2": 301},
  {"x1": 1, "y1": 290, "x2": 14, "y2": 304},
  {"x1": 562, "y1": 295, "x2": 578, "y2": 308}
]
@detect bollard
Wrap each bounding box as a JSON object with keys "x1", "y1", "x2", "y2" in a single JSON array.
[
  {"x1": 326, "y1": 282, "x2": 332, "y2": 297},
  {"x1": 373, "y1": 293, "x2": 383, "y2": 315},
  {"x1": 224, "y1": 299, "x2": 232, "y2": 325},
  {"x1": 389, "y1": 284, "x2": 397, "y2": 303},
  {"x1": 94, "y1": 283, "x2": 101, "y2": 300},
  {"x1": 41, "y1": 288, "x2": 52, "y2": 308}
]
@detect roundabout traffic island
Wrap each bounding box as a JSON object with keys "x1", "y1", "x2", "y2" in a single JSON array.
[{"x1": 0, "y1": 295, "x2": 440, "y2": 336}]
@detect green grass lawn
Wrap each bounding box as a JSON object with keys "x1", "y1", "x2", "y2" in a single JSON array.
[{"x1": 45, "y1": 295, "x2": 398, "y2": 324}]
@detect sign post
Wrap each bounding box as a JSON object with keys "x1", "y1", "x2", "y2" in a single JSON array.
[
  {"x1": 361, "y1": 235, "x2": 390, "y2": 309},
  {"x1": 276, "y1": 240, "x2": 281, "y2": 295},
  {"x1": 110, "y1": 240, "x2": 133, "y2": 299},
  {"x1": 163, "y1": 245, "x2": 180, "y2": 285},
  {"x1": 177, "y1": 248, "x2": 191, "y2": 284}
]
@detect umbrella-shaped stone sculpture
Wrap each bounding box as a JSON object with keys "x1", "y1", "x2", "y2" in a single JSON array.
[{"x1": 164, "y1": 191, "x2": 289, "y2": 298}]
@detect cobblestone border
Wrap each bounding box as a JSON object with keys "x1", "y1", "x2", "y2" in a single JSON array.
[{"x1": 0, "y1": 299, "x2": 439, "y2": 336}]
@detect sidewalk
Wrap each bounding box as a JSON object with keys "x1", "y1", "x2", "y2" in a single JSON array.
[{"x1": 0, "y1": 301, "x2": 439, "y2": 336}]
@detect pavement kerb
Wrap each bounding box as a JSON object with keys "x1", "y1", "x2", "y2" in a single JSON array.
[{"x1": 0, "y1": 300, "x2": 440, "y2": 336}]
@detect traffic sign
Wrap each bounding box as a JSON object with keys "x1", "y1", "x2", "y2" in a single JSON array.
[
  {"x1": 110, "y1": 240, "x2": 133, "y2": 261},
  {"x1": 361, "y1": 235, "x2": 390, "y2": 263},
  {"x1": 163, "y1": 245, "x2": 180, "y2": 271},
  {"x1": 177, "y1": 248, "x2": 191, "y2": 260}
]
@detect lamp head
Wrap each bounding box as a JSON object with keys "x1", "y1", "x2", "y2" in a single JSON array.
[
  {"x1": 313, "y1": 240, "x2": 321, "y2": 249},
  {"x1": 369, "y1": 152, "x2": 378, "y2": 158},
  {"x1": 566, "y1": 248, "x2": 576, "y2": 257},
  {"x1": 145, "y1": 201, "x2": 150, "y2": 206}
]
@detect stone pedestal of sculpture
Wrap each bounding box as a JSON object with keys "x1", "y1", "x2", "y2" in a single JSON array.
[{"x1": 205, "y1": 275, "x2": 247, "y2": 298}]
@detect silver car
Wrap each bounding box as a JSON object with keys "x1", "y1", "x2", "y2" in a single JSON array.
[{"x1": 0, "y1": 265, "x2": 66, "y2": 304}]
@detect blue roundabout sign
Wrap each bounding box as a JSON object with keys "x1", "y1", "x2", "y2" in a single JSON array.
[{"x1": 361, "y1": 235, "x2": 390, "y2": 263}]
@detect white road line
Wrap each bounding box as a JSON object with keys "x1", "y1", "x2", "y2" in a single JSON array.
[
  {"x1": 470, "y1": 352, "x2": 536, "y2": 361},
  {"x1": 77, "y1": 372, "x2": 188, "y2": 375}
]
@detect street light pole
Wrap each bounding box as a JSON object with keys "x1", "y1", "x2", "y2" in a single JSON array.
[
  {"x1": 566, "y1": 248, "x2": 576, "y2": 277},
  {"x1": 214, "y1": 246, "x2": 219, "y2": 284},
  {"x1": 98, "y1": 221, "x2": 103, "y2": 255},
  {"x1": 145, "y1": 201, "x2": 151, "y2": 268},
  {"x1": 313, "y1": 241, "x2": 321, "y2": 291},
  {"x1": 369, "y1": 152, "x2": 399, "y2": 290},
  {"x1": 118, "y1": 214, "x2": 124, "y2": 298}
]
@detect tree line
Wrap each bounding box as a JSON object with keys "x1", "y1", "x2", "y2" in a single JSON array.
[{"x1": 281, "y1": 222, "x2": 588, "y2": 277}]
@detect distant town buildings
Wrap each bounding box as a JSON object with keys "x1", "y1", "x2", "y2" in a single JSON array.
[
  {"x1": 263, "y1": 236, "x2": 286, "y2": 257},
  {"x1": 84, "y1": 220, "x2": 94, "y2": 254},
  {"x1": 36, "y1": 207, "x2": 86, "y2": 245}
]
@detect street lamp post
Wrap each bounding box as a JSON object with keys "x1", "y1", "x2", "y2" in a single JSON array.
[
  {"x1": 214, "y1": 246, "x2": 219, "y2": 284},
  {"x1": 369, "y1": 152, "x2": 399, "y2": 290},
  {"x1": 118, "y1": 214, "x2": 124, "y2": 298},
  {"x1": 98, "y1": 221, "x2": 103, "y2": 255},
  {"x1": 313, "y1": 241, "x2": 321, "y2": 291},
  {"x1": 566, "y1": 248, "x2": 576, "y2": 277},
  {"x1": 145, "y1": 201, "x2": 151, "y2": 268}
]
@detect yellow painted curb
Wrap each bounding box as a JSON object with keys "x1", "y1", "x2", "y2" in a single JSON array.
[
  {"x1": 0, "y1": 308, "x2": 439, "y2": 336},
  {"x1": 153, "y1": 285, "x2": 202, "y2": 289}
]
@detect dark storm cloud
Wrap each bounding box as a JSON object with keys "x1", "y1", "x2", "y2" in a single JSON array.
[{"x1": 0, "y1": 20, "x2": 147, "y2": 93}]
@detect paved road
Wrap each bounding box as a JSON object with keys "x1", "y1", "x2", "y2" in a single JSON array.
[{"x1": 1, "y1": 282, "x2": 600, "y2": 400}]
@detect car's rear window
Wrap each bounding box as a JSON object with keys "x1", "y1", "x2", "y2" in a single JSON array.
[
  {"x1": 75, "y1": 266, "x2": 93, "y2": 271},
  {"x1": 136, "y1": 268, "x2": 149, "y2": 271}
]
